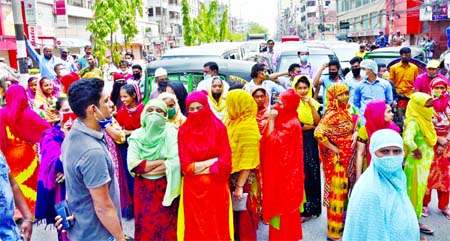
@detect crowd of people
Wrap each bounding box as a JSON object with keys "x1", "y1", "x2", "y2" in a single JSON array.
[{"x1": 0, "y1": 40, "x2": 449, "y2": 241}]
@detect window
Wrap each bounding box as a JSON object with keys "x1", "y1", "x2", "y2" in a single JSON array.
[
  {"x1": 307, "y1": 12, "x2": 316, "y2": 18},
  {"x1": 67, "y1": 0, "x2": 83, "y2": 7},
  {"x1": 344, "y1": 0, "x2": 350, "y2": 12},
  {"x1": 362, "y1": 14, "x2": 369, "y2": 30},
  {"x1": 325, "y1": 1, "x2": 331, "y2": 6},
  {"x1": 307, "y1": 1, "x2": 315, "y2": 7},
  {"x1": 355, "y1": 0, "x2": 362, "y2": 8},
  {"x1": 354, "y1": 16, "x2": 361, "y2": 30},
  {"x1": 155, "y1": 7, "x2": 161, "y2": 16},
  {"x1": 148, "y1": 8, "x2": 154, "y2": 17},
  {"x1": 380, "y1": 10, "x2": 386, "y2": 30},
  {"x1": 363, "y1": 0, "x2": 370, "y2": 4},
  {"x1": 370, "y1": 12, "x2": 378, "y2": 28}
]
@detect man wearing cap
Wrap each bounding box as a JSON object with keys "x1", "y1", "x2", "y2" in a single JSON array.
[
  {"x1": 25, "y1": 41, "x2": 63, "y2": 79},
  {"x1": 376, "y1": 31, "x2": 389, "y2": 48},
  {"x1": 298, "y1": 47, "x2": 317, "y2": 80},
  {"x1": 355, "y1": 45, "x2": 367, "y2": 58},
  {"x1": 414, "y1": 60, "x2": 448, "y2": 95},
  {"x1": 353, "y1": 59, "x2": 393, "y2": 124},
  {"x1": 392, "y1": 30, "x2": 405, "y2": 47},
  {"x1": 78, "y1": 45, "x2": 98, "y2": 70},
  {"x1": 60, "y1": 47, "x2": 77, "y2": 72},
  {"x1": 150, "y1": 67, "x2": 169, "y2": 99}
]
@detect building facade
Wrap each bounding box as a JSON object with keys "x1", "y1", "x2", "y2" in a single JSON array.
[{"x1": 419, "y1": 0, "x2": 450, "y2": 58}]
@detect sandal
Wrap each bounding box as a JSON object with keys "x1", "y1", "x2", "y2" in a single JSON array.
[
  {"x1": 301, "y1": 215, "x2": 318, "y2": 223},
  {"x1": 422, "y1": 206, "x2": 429, "y2": 217},
  {"x1": 419, "y1": 223, "x2": 434, "y2": 235},
  {"x1": 442, "y1": 208, "x2": 450, "y2": 220},
  {"x1": 326, "y1": 237, "x2": 342, "y2": 241}
]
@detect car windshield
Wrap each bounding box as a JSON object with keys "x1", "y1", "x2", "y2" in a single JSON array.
[
  {"x1": 277, "y1": 54, "x2": 331, "y2": 74},
  {"x1": 332, "y1": 48, "x2": 357, "y2": 62},
  {"x1": 160, "y1": 55, "x2": 220, "y2": 60}
]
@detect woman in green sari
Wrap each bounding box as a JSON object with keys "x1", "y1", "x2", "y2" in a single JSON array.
[{"x1": 403, "y1": 92, "x2": 437, "y2": 238}]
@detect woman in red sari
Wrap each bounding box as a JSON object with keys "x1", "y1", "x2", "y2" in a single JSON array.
[
  {"x1": 177, "y1": 90, "x2": 233, "y2": 241},
  {"x1": 314, "y1": 83, "x2": 357, "y2": 241},
  {"x1": 251, "y1": 86, "x2": 270, "y2": 135},
  {"x1": 422, "y1": 77, "x2": 450, "y2": 219},
  {"x1": 0, "y1": 85, "x2": 50, "y2": 216},
  {"x1": 262, "y1": 88, "x2": 304, "y2": 241}
]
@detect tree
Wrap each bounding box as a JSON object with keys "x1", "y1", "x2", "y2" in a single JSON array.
[
  {"x1": 86, "y1": 0, "x2": 143, "y2": 65},
  {"x1": 247, "y1": 22, "x2": 269, "y2": 34},
  {"x1": 181, "y1": 0, "x2": 193, "y2": 46},
  {"x1": 218, "y1": 5, "x2": 229, "y2": 42}
]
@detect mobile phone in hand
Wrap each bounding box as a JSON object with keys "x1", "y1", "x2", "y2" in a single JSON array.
[{"x1": 54, "y1": 200, "x2": 74, "y2": 230}]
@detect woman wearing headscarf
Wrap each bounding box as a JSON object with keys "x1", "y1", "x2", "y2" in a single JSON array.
[
  {"x1": 251, "y1": 86, "x2": 270, "y2": 135},
  {"x1": 422, "y1": 77, "x2": 450, "y2": 220},
  {"x1": 36, "y1": 96, "x2": 73, "y2": 241},
  {"x1": 177, "y1": 91, "x2": 233, "y2": 241},
  {"x1": 293, "y1": 75, "x2": 322, "y2": 222},
  {"x1": 0, "y1": 85, "x2": 50, "y2": 216},
  {"x1": 226, "y1": 89, "x2": 260, "y2": 241},
  {"x1": 343, "y1": 129, "x2": 420, "y2": 241},
  {"x1": 262, "y1": 89, "x2": 304, "y2": 241},
  {"x1": 167, "y1": 81, "x2": 188, "y2": 116},
  {"x1": 355, "y1": 100, "x2": 400, "y2": 179},
  {"x1": 208, "y1": 76, "x2": 227, "y2": 122},
  {"x1": 110, "y1": 73, "x2": 127, "y2": 110},
  {"x1": 26, "y1": 76, "x2": 38, "y2": 107},
  {"x1": 158, "y1": 92, "x2": 186, "y2": 129},
  {"x1": 34, "y1": 77, "x2": 59, "y2": 122},
  {"x1": 403, "y1": 92, "x2": 437, "y2": 236},
  {"x1": 127, "y1": 99, "x2": 181, "y2": 240},
  {"x1": 314, "y1": 83, "x2": 358, "y2": 241}
]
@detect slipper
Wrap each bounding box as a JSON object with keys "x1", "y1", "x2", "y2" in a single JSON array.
[
  {"x1": 301, "y1": 215, "x2": 318, "y2": 223},
  {"x1": 419, "y1": 223, "x2": 434, "y2": 235},
  {"x1": 327, "y1": 237, "x2": 342, "y2": 241},
  {"x1": 442, "y1": 208, "x2": 450, "y2": 220},
  {"x1": 422, "y1": 206, "x2": 429, "y2": 217},
  {"x1": 420, "y1": 236, "x2": 429, "y2": 241}
]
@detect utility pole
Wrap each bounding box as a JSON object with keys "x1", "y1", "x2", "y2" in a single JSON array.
[
  {"x1": 12, "y1": 0, "x2": 29, "y2": 84},
  {"x1": 318, "y1": 0, "x2": 325, "y2": 40},
  {"x1": 390, "y1": 0, "x2": 395, "y2": 42}
]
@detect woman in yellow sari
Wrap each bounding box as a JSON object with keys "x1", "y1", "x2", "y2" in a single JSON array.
[
  {"x1": 208, "y1": 76, "x2": 227, "y2": 122},
  {"x1": 158, "y1": 92, "x2": 186, "y2": 129},
  {"x1": 226, "y1": 89, "x2": 261, "y2": 241}
]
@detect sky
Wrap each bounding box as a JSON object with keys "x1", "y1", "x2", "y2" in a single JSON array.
[{"x1": 227, "y1": 0, "x2": 278, "y2": 37}]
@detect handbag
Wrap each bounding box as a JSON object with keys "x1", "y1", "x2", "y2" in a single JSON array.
[{"x1": 232, "y1": 193, "x2": 248, "y2": 211}]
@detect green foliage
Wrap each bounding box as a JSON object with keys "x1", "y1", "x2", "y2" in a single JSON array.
[
  {"x1": 247, "y1": 22, "x2": 269, "y2": 34},
  {"x1": 230, "y1": 33, "x2": 245, "y2": 42},
  {"x1": 219, "y1": 6, "x2": 229, "y2": 42},
  {"x1": 86, "y1": 0, "x2": 143, "y2": 65},
  {"x1": 181, "y1": 0, "x2": 193, "y2": 46}
]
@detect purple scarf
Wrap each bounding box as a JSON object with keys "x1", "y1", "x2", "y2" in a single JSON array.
[{"x1": 36, "y1": 125, "x2": 66, "y2": 224}]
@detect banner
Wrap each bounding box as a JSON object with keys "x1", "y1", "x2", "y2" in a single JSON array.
[
  {"x1": 24, "y1": 0, "x2": 37, "y2": 25},
  {"x1": 54, "y1": 0, "x2": 68, "y2": 28}
]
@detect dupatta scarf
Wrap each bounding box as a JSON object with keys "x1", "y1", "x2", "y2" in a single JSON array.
[
  {"x1": 404, "y1": 92, "x2": 437, "y2": 146},
  {"x1": 251, "y1": 86, "x2": 270, "y2": 135},
  {"x1": 364, "y1": 100, "x2": 400, "y2": 138},
  {"x1": 225, "y1": 89, "x2": 260, "y2": 173}
]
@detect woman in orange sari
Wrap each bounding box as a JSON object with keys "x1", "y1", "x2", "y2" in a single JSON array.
[
  {"x1": 177, "y1": 91, "x2": 233, "y2": 240},
  {"x1": 0, "y1": 85, "x2": 50, "y2": 216},
  {"x1": 314, "y1": 83, "x2": 357, "y2": 241}
]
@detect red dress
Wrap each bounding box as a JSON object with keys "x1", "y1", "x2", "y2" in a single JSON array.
[
  {"x1": 178, "y1": 91, "x2": 233, "y2": 240},
  {"x1": 116, "y1": 104, "x2": 145, "y2": 131},
  {"x1": 262, "y1": 89, "x2": 304, "y2": 241}
]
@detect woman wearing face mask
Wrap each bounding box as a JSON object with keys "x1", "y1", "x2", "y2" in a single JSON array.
[
  {"x1": 166, "y1": 81, "x2": 188, "y2": 116},
  {"x1": 208, "y1": 76, "x2": 228, "y2": 122},
  {"x1": 36, "y1": 96, "x2": 74, "y2": 241},
  {"x1": 127, "y1": 99, "x2": 181, "y2": 240},
  {"x1": 262, "y1": 88, "x2": 304, "y2": 240},
  {"x1": 158, "y1": 92, "x2": 186, "y2": 129},
  {"x1": 34, "y1": 77, "x2": 59, "y2": 123},
  {"x1": 343, "y1": 129, "x2": 420, "y2": 241},
  {"x1": 293, "y1": 75, "x2": 322, "y2": 222},
  {"x1": 403, "y1": 92, "x2": 437, "y2": 237},
  {"x1": 355, "y1": 100, "x2": 400, "y2": 180},
  {"x1": 314, "y1": 83, "x2": 358, "y2": 241},
  {"x1": 0, "y1": 85, "x2": 51, "y2": 218},
  {"x1": 177, "y1": 91, "x2": 233, "y2": 241},
  {"x1": 422, "y1": 77, "x2": 450, "y2": 220},
  {"x1": 225, "y1": 89, "x2": 260, "y2": 241},
  {"x1": 26, "y1": 76, "x2": 38, "y2": 107}
]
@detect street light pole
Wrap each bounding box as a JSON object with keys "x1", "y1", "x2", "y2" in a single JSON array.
[{"x1": 12, "y1": 0, "x2": 28, "y2": 84}]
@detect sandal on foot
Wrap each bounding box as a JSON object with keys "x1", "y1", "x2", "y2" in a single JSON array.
[
  {"x1": 419, "y1": 223, "x2": 434, "y2": 235},
  {"x1": 442, "y1": 208, "x2": 450, "y2": 220},
  {"x1": 422, "y1": 206, "x2": 429, "y2": 217}
]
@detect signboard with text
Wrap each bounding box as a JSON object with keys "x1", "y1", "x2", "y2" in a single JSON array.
[
  {"x1": 24, "y1": 0, "x2": 37, "y2": 25},
  {"x1": 54, "y1": 0, "x2": 68, "y2": 28}
]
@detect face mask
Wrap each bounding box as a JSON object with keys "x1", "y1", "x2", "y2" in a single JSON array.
[
  {"x1": 401, "y1": 59, "x2": 409, "y2": 64},
  {"x1": 432, "y1": 89, "x2": 444, "y2": 98},
  {"x1": 337, "y1": 94, "x2": 350, "y2": 105},
  {"x1": 351, "y1": 68, "x2": 361, "y2": 78},
  {"x1": 144, "y1": 112, "x2": 167, "y2": 129},
  {"x1": 360, "y1": 70, "x2": 368, "y2": 79},
  {"x1": 329, "y1": 71, "x2": 338, "y2": 79},
  {"x1": 204, "y1": 74, "x2": 211, "y2": 80},
  {"x1": 94, "y1": 106, "x2": 113, "y2": 129},
  {"x1": 133, "y1": 73, "x2": 142, "y2": 80},
  {"x1": 158, "y1": 82, "x2": 168, "y2": 92},
  {"x1": 212, "y1": 92, "x2": 222, "y2": 99},
  {"x1": 268, "y1": 47, "x2": 273, "y2": 52},
  {"x1": 60, "y1": 69, "x2": 70, "y2": 76},
  {"x1": 373, "y1": 155, "x2": 404, "y2": 174},
  {"x1": 300, "y1": 55, "x2": 308, "y2": 63},
  {"x1": 167, "y1": 107, "x2": 176, "y2": 119},
  {"x1": 427, "y1": 73, "x2": 436, "y2": 79},
  {"x1": 126, "y1": 59, "x2": 133, "y2": 65}
]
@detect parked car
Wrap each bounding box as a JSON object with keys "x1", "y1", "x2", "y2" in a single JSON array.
[
  {"x1": 161, "y1": 45, "x2": 242, "y2": 60},
  {"x1": 329, "y1": 42, "x2": 360, "y2": 71},
  {"x1": 144, "y1": 58, "x2": 256, "y2": 103},
  {"x1": 364, "y1": 46, "x2": 428, "y2": 66}
]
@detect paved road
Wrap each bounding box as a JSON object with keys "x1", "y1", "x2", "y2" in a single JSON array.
[{"x1": 31, "y1": 189, "x2": 449, "y2": 241}]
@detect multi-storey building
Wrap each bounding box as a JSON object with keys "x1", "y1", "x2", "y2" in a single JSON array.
[{"x1": 298, "y1": 0, "x2": 337, "y2": 40}]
